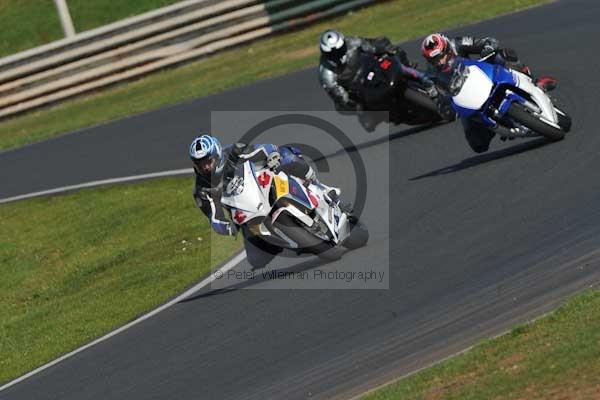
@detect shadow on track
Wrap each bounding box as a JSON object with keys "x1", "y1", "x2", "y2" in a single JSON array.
[
  {"x1": 308, "y1": 122, "x2": 442, "y2": 162},
  {"x1": 180, "y1": 254, "x2": 335, "y2": 302},
  {"x1": 180, "y1": 123, "x2": 441, "y2": 302},
  {"x1": 409, "y1": 137, "x2": 551, "y2": 181}
]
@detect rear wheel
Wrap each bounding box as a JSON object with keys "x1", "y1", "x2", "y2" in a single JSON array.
[
  {"x1": 507, "y1": 103, "x2": 566, "y2": 141},
  {"x1": 403, "y1": 87, "x2": 440, "y2": 115}
]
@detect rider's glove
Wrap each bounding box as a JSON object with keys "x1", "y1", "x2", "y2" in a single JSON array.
[
  {"x1": 266, "y1": 152, "x2": 281, "y2": 171},
  {"x1": 223, "y1": 142, "x2": 246, "y2": 181},
  {"x1": 230, "y1": 142, "x2": 246, "y2": 160},
  {"x1": 200, "y1": 186, "x2": 226, "y2": 202},
  {"x1": 481, "y1": 37, "x2": 499, "y2": 58},
  {"x1": 481, "y1": 45, "x2": 495, "y2": 58},
  {"x1": 227, "y1": 142, "x2": 246, "y2": 166},
  {"x1": 396, "y1": 49, "x2": 412, "y2": 66},
  {"x1": 499, "y1": 48, "x2": 519, "y2": 62},
  {"x1": 423, "y1": 81, "x2": 439, "y2": 98},
  {"x1": 384, "y1": 44, "x2": 398, "y2": 56}
]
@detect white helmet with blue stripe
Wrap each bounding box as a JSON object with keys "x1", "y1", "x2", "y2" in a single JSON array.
[{"x1": 189, "y1": 134, "x2": 224, "y2": 174}]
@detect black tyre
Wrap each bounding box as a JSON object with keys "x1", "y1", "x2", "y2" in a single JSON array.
[
  {"x1": 403, "y1": 87, "x2": 440, "y2": 114},
  {"x1": 272, "y1": 212, "x2": 341, "y2": 260},
  {"x1": 507, "y1": 103, "x2": 565, "y2": 141},
  {"x1": 555, "y1": 107, "x2": 572, "y2": 132},
  {"x1": 342, "y1": 220, "x2": 369, "y2": 250}
]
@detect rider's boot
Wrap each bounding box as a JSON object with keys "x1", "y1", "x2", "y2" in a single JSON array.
[
  {"x1": 514, "y1": 62, "x2": 557, "y2": 92},
  {"x1": 304, "y1": 167, "x2": 341, "y2": 199},
  {"x1": 534, "y1": 76, "x2": 558, "y2": 92},
  {"x1": 312, "y1": 180, "x2": 353, "y2": 213},
  {"x1": 304, "y1": 169, "x2": 353, "y2": 213},
  {"x1": 358, "y1": 110, "x2": 380, "y2": 132},
  {"x1": 493, "y1": 124, "x2": 519, "y2": 141},
  {"x1": 315, "y1": 181, "x2": 342, "y2": 201},
  {"x1": 519, "y1": 65, "x2": 532, "y2": 76},
  {"x1": 321, "y1": 186, "x2": 354, "y2": 215},
  {"x1": 512, "y1": 62, "x2": 557, "y2": 92}
]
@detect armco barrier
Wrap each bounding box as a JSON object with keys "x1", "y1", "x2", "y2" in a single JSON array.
[{"x1": 0, "y1": 0, "x2": 381, "y2": 120}]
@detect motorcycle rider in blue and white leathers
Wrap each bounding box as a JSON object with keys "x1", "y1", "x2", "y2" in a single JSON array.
[
  {"x1": 190, "y1": 134, "x2": 339, "y2": 269},
  {"x1": 421, "y1": 33, "x2": 558, "y2": 153}
]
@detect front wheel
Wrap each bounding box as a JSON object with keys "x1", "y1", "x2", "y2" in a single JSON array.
[
  {"x1": 507, "y1": 103, "x2": 566, "y2": 141},
  {"x1": 342, "y1": 220, "x2": 369, "y2": 250},
  {"x1": 272, "y1": 212, "x2": 342, "y2": 261},
  {"x1": 555, "y1": 107, "x2": 572, "y2": 132}
]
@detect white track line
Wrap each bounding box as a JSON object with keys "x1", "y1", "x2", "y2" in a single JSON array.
[
  {"x1": 0, "y1": 168, "x2": 195, "y2": 204},
  {"x1": 0, "y1": 250, "x2": 247, "y2": 392},
  {"x1": 0, "y1": 169, "x2": 247, "y2": 392}
]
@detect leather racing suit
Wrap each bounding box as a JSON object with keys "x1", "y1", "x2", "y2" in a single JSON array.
[
  {"x1": 319, "y1": 36, "x2": 437, "y2": 130},
  {"x1": 193, "y1": 143, "x2": 319, "y2": 268}
]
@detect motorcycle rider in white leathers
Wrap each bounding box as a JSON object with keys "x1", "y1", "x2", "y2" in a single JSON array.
[{"x1": 190, "y1": 134, "x2": 339, "y2": 269}]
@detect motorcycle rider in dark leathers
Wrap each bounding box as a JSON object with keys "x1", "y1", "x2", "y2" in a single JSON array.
[
  {"x1": 319, "y1": 29, "x2": 439, "y2": 131},
  {"x1": 421, "y1": 33, "x2": 557, "y2": 153},
  {"x1": 190, "y1": 134, "x2": 339, "y2": 269}
]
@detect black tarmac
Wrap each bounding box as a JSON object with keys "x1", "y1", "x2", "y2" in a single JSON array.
[{"x1": 2, "y1": 1, "x2": 600, "y2": 399}]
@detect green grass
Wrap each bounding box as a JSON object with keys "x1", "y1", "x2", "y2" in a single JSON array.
[
  {"x1": 0, "y1": 0, "x2": 181, "y2": 58},
  {"x1": 0, "y1": 177, "x2": 242, "y2": 384},
  {"x1": 0, "y1": 0, "x2": 549, "y2": 152},
  {"x1": 0, "y1": 1, "x2": 63, "y2": 58},
  {"x1": 363, "y1": 290, "x2": 600, "y2": 400},
  {"x1": 66, "y1": 0, "x2": 182, "y2": 33}
]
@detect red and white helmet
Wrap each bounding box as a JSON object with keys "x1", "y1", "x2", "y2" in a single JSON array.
[{"x1": 421, "y1": 33, "x2": 454, "y2": 69}]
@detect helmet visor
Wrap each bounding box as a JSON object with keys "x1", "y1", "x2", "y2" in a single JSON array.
[
  {"x1": 193, "y1": 156, "x2": 217, "y2": 175},
  {"x1": 428, "y1": 51, "x2": 453, "y2": 69},
  {"x1": 325, "y1": 42, "x2": 348, "y2": 65}
]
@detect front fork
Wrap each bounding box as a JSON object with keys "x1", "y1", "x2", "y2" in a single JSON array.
[
  {"x1": 488, "y1": 107, "x2": 537, "y2": 139},
  {"x1": 487, "y1": 92, "x2": 542, "y2": 139}
]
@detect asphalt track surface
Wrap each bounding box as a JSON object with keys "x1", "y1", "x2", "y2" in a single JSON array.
[{"x1": 2, "y1": 1, "x2": 600, "y2": 398}]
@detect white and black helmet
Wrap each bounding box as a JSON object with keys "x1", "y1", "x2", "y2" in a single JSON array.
[{"x1": 320, "y1": 29, "x2": 347, "y2": 66}]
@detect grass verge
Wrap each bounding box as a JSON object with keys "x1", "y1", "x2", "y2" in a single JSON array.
[
  {"x1": 0, "y1": 0, "x2": 181, "y2": 58},
  {"x1": 66, "y1": 0, "x2": 182, "y2": 33},
  {"x1": 362, "y1": 290, "x2": 600, "y2": 400},
  {"x1": 0, "y1": 0, "x2": 549, "y2": 152},
  {"x1": 0, "y1": 177, "x2": 242, "y2": 385}
]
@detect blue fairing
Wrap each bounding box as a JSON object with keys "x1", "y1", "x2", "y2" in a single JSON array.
[
  {"x1": 287, "y1": 178, "x2": 313, "y2": 209},
  {"x1": 452, "y1": 103, "x2": 478, "y2": 119},
  {"x1": 452, "y1": 58, "x2": 524, "y2": 125},
  {"x1": 462, "y1": 58, "x2": 516, "y2": 86}
]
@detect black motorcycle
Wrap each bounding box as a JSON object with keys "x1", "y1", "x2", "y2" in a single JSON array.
[{"x1": 350, "y1": 53, "x2": 443, "y2": 130}]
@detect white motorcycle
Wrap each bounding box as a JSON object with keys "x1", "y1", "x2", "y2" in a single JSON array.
[{"x1": 220, "y1": 148, "x2": 369, "y2": 260}]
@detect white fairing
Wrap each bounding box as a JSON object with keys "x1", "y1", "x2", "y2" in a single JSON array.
[
  {"x1": 221, "y1": 163, "x2": 270, "y2": 221},
  {"x1": 512, "y1": 70, "x2": 559, "y2": 125},
  {"x1": 452, "y1": 65, "x2": 494, "y2": 110},
  {"x1": 221, "y1": 161, "x2": 352, "y2": 247},
  {"x1": 305, "y1": 181, "x2": 351, "y2": 244}
]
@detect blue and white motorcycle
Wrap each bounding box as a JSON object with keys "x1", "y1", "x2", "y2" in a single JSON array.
[
  {"x1": 446, "y1": 52, "x2": 571, "y2": 141},
  {"x1": 220, "y1": 146, "x2": 369, "y2": 261}
]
